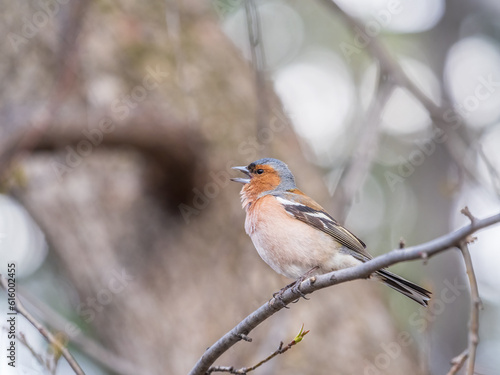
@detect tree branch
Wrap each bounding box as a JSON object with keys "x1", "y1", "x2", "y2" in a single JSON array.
[
  {"x1": 15, "y1": 332, "x2": 47, "y2": 371},
  {"x1": 188, "y1": 210, "x2": 500, "y2": 375},
  {"x1": 331, "y1": 70, "x2": 394, "y2": 221},
  {"x1": 14, "y1": 285, "x2": 142, "y2": 375},
  {"x1": 0, "y1": 274, "x2": 85, "y2": 375},
  {"x1": 207, "y1": 325, "x2": 309, "y2": 374},
  {"x1": 446, "y1": 207, "x2": 482, "y2": 375},
  {"x1": 460, "y1": 241, "x2": 482, "y2": 375},
  {"x1": 447, "y1": 349, "x2": 468, "y2": 375},
  {"x1": 244, "y1": 0, "x2": 270, "y2": 152},
  {"x1": 319, "y1": 0, "x2": 488, "y2": 191}
]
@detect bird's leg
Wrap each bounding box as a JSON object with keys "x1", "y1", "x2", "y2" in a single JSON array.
[
  {"x1": 291, "y1": 266, "x2": 319, "y2": 301},
  {"x1": 272, "y1": 280, "x2": 297, "y2": 299},
  {"x1": 272, "y1": 266, "x2": 319, "y2": 302}
]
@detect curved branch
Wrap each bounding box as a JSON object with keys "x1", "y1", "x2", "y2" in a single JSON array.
[
  {"x1": 319, "y1": 0, "x2": 441, "y2": 115},
  {"x1": 0, "y1": 274, "x2": 85, "y2": 375},
  {"x1": 188, "y1": 211, "x2": 500, "y2": 375},
  {"x1": 319, "y1": 0, "x2": 488, "y2": 192}
]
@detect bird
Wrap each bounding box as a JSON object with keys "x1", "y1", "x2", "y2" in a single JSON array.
[{"x1": 231, "y1": 157, "x2": 431, "y2": 306}]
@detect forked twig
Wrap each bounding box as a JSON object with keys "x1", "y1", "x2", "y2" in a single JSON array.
[
  {"x1": 0, "y1": 275, "x2": 85, "y2": 375},
  {"x1": 208, "y1": 325, "x2": 309, "y2": 374}
]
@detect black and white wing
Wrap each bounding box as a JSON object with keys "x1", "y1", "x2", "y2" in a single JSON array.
[{"x1": 275, "y1": 192, "x2": 371, "y2": 261}]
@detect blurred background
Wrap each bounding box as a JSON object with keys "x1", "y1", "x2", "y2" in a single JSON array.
[{"x1": 0, "y1": 0, "x2": 499, "y2": 374}]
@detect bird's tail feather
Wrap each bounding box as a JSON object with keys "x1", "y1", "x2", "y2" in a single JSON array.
[{"x1": 375, "y1": 269, "x2": 431, "y2": 307}]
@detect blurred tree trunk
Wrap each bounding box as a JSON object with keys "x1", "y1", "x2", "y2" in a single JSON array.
[{"x1": 5, "y1": 1, "x2": 422, "y2": 374}]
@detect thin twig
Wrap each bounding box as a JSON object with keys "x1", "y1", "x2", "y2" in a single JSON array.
[
  {"x1": 331, "y1": 70, "x2": 394, "y2": 221},
  {"x1": 16, "y1": 285, "x2": 141, "y2": 375},
  {"x1": 0, "y1": 275, "x2": 85, "y2": 375},
  {"x1": 188, "y1": 210, "x2": 500, "y2": 375},
  {"x1": 459, "y1": 241, "x2": 482, "y2": 375},
  {"x1": 445, "y1": 208, "x2": 481, "y2": 375},
  {"x1": 320, "y1": 0, "x2": 436, "y2": 113},
  {"x1": 207, "y1": 325, "x2": 309, "y2": 374},
  {"x1": 320, "y1": 0, "x2": 487, "y2": 193},
  {"x1": 16, "y1": 332, "x2": 47, "y2": 370},
  {"x1": 446, "y1": 349, "x2": 468, "y2": 375},
  {"x1": 244, "y1": 0, "x2": 270, "y2": 149}
]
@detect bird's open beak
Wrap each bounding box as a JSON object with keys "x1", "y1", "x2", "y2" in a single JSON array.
[{"x1": 231, "y1": 166, "x2": 251, "y2": 184}]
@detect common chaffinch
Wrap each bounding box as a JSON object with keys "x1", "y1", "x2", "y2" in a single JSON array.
[{"x1": 231, "y1": 158, "x2": 431, "y2": 306}]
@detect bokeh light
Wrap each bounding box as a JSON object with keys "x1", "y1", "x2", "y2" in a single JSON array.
[
  {"x1": 223, "y1": 2, "x2": 304, "y2": 69},
  {"x1": 335, "y1": 0, "x2": 445, "y2": 33},
  {"x1": 0, "y1": 195, "x2": 47, "y2": 277},
  {"x1": 274, "y1": 49, "x2": 354, "y2": 164},
  {"x1": 444, "y1": 36, "x2": 500, "y2": 128}
]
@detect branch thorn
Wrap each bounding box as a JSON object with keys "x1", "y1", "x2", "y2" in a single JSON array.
[
  {"x1": 420, "y1": 251, "x2": 429, "y2": 265},
  {"x1": 399, "y1": 237, "x2": 405, "y2": 249},
  {"x1": 461, "y1": 206, "x2": 477, "y2": 224},
  {"x1": 235, "y1": 333, "x2": 252, "y2": 342},
  {"x1": 465, "y1": 235, "x2": 477, "y2": 244}
]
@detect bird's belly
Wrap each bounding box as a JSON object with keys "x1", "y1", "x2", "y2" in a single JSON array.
[{"x1": 245, "y1": 205, "x2": 360, "y2": 279}]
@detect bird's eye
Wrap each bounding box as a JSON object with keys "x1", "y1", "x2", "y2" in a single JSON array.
[{"x1": 256, "y1": 169, "x2": 264, "y2": 174}]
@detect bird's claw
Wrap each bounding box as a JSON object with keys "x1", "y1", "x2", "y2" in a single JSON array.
[
  {"x1": 291, "y1": 281, "x2": 309, "y2": 300},
  {"x1": 270, "y1": 276, "x2": 311, "y2": 307},
  {"x1": 269, "y1": 291, "x2": 290, "y2": 309}
]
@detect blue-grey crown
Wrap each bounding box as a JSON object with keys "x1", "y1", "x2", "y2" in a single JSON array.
[{"x1": 250, "y1": 158, "x2": 297, "y2": 191}]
